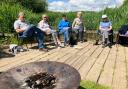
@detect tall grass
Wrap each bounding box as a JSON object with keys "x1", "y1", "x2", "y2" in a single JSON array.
[
  {"x1": 0, "y1": 0, "x2": 128, "y2": 34},
  {"x1": 0, "y1": 2, "x2": 41, "y2": 33}
]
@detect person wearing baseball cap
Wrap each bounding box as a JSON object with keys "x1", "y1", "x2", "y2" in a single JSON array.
[{"x1": 99, "y1": 14, "x2": 112, "y2": 48}]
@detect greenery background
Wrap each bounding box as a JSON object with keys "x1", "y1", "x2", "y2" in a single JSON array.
[
  {"x1": 0, "y1": 0, "x2": 126, "y2": 88},
  {"x1": 0, "y1": 0, "x2": 128, "y2": 34}
]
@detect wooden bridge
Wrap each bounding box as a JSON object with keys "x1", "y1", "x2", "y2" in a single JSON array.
[{"x1": 0, "y1": 42, "x2": 128, "y2": 89}]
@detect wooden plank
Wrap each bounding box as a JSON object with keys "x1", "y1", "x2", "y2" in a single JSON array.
[
  {"x1": 57, "y1": 42, "x2": 89, "y2": 63},
  {"x1": 38, "y1": 47, "x2": 77, "y2": 62},
  {"x1": 72, "y1": 45, "x2": 98, "y2": 69},
  {"x1": 112, "y1": 45, "x2": 127, "y2": 89},
  {"x1": 38, "y1": 42, "x2": 89, "y2": 62},
  {"x1": 64, "y1": 43, "x2": 92, "y2": 65},
  {"x1": 12, "y1": 48, "x2": 58, "y2": 66},
  {"x1": 85, "y1": 46, "x2": 111, "y2": 82},
  {"x1": 0, "y1": 50, "x2": 44, "y2": 71},
  {"x1": 78, "y1": 45, "x2": 103, "y2": 80},
  {"x1": 0, "y1": 49, "x2": 34, "y2": 65},
  {"x1": 98, "y1": 45, "x2": 117, "y2": 87},
  {"x1": 124, "y1": 46, "x2": 128, "y2": 88}
]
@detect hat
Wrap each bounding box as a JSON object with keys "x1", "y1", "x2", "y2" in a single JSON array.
[{"x1": 102, "y1": 15, "x2": 107, "y2": 18}]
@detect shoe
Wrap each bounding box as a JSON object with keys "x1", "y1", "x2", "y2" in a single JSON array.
[
  {"x1": 108, "y1": 43, "x2": 112, "y2": 48},
  {"x1": 39, "y1": 48, "x2": 48, "y2": 52},
  {"x1": 102, "y1": 44, "x2": 107, "y2": 48},
  {"x1": 80, "y1": 41, "x2": 83, "y2": 43},
  {"x1": 64, "y1": 43, "x2": 69, "y2": 47},
  {"x1": 70, "y1": 45, "x2": 74, "y2": 47},
  {"x1": 59, "y1": 44, "x2": 65, "y2": 48},
  {"x1": 93, "y1": 41, "x2": 98, "y2": 45}
]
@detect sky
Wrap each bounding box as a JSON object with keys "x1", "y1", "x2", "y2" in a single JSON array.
[{"x1": 48, "y1": 0, "x2": 125, "y2": 12}]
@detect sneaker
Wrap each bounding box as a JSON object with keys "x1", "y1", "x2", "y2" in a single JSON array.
[
  {"x1": 59, "y1": 44, "x2": 65, "y2": 48},
  {"x1": 39, "y1": 48, "x2": 48, "y2": 52}
]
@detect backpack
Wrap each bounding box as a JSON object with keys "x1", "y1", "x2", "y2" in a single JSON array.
[{"x1": 119, "y1": 25, "x2": 128, "y2": 35}]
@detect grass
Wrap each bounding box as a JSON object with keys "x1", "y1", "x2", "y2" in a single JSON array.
[
  {"x1": 1, "y1": 0, "x2": 128, "y2": 45},
  {"x1": 79, "y1": 81, "x2": 109, "y2": 89}
]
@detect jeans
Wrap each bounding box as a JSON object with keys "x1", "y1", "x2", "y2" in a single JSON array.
[
  {"x1": 59, "y1": 27, "x2": 70, "y2": 44},
  {"x1": 20, "y1": 25, "x2": 45, "y2": 49}
]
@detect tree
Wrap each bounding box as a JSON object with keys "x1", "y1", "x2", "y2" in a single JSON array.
[{"x1": 1, "y1": 0, "x2": 48, "y2": 13}]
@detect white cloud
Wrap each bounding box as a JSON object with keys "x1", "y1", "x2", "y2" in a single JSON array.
[{"x1": 48, "y1": 0, "x2": 125, "y2": 12}]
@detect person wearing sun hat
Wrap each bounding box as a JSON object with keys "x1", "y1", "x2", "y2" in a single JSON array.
[{"x1": 99, "y1": 14, "x2": 112, "y2": 47}]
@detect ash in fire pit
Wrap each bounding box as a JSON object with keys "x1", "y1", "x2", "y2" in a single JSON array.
[
  {"x1": 0, "y1": 61, "x2": 81, "y2": 89},
  {"x1": 22, "y1": 72, "x2": 56, "y2": 89}
]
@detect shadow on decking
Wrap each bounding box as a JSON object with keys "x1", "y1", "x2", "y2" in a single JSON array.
[
  {"x1": 0, "y1": 51, "x2": 15, "y2": 59},
  {"x1": 0, "y1": 47, "x2": 15, "y2": 59},
  {"x1": 29, "y1": 42, "x2": 60, "y2": 50}
]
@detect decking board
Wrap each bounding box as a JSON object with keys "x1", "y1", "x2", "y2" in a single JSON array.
[{"x1": 0, "y1": 42, "x2": 128, "y2": 89}]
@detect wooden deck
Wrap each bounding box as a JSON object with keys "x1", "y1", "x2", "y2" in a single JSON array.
[{"x1": 0, "y1": 42, "x2": 128, "y2": 89}]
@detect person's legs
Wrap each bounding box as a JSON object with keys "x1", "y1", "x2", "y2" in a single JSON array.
[
  {"x1": 51, "y1": 30, "x2": 62, "y2": 47},
  {"x1": 22, "y1": 25, "x2": 35, "y2": 37},
  {"x1": 101, "y1": 30, "x2": 105, "y2": 44},
  {"x1": 94, "y1": 30, "x2": 101, "y2": 45},
  {"x1": 50, "y1": 30, "x2": 58, "y2": 45},
  {"x1": 104, "y1": 30, "x2": 109, "y2": 44},
  {"x1": 72, "y1": 28, "x2": 79, "y2": 42},
  {"x1": 79, "y1": 30, "x2": 84, "y2": 42},
  {"x1": 59, "y1": 28, "x2": 69, "y2": 45},
  {"x1": 64, "y1": 29, "x2": 69, "y2": 43},
  {"x1": 30, "y1": 26, "x2": 47, "y2": 50}
]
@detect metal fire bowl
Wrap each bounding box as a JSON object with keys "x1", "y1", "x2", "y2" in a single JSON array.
[{"x1": 0, "y1": 61, "x2": 81, "y2": 89}]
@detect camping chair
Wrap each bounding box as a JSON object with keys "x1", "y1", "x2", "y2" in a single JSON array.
[
  {"x1": 15, "y1": 33, "x2": 35, "y2": 49},
  {"x1": 116, "y1": 25, "x2": 128, "y2": 45},
  {"x1": 94, "y1": 29, "x2": 113, "y2": 45}
]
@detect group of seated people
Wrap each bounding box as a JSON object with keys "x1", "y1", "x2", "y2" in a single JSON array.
[{"x1": 14, "y1": 11, "x2": 113, "y2": 52}]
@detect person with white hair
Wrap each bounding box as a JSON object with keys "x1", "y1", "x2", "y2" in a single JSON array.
[
  {"x1": 14, "y1": 12, "x2": 48, "y2": 52},
  {"x1": 72, "y1": 11, "x2": 85, "y2": 43},
  {"x1": 38, "y1": 14, "x2": 63, "y2": 47},
  {"x1": 99, "y1": 14, "x2": 112, "y2": 47}
]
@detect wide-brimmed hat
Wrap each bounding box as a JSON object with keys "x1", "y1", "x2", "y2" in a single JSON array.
[{"x1": 102, "y1": 15, "x2": 108, "y2": 18}]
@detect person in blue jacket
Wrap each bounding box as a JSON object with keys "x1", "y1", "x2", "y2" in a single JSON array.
[{"x1": 58, "y1": 14, "x2": 71, "y2": 46}]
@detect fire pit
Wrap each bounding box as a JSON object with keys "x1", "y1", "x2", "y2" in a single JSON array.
[{"x1": 0, "y1": 61, "x2": 81, "y2": 89}]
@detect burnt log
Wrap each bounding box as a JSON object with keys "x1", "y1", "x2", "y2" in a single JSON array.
[{"x1": 0, "y1": 61, "x2": 81, "y2": 89}]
